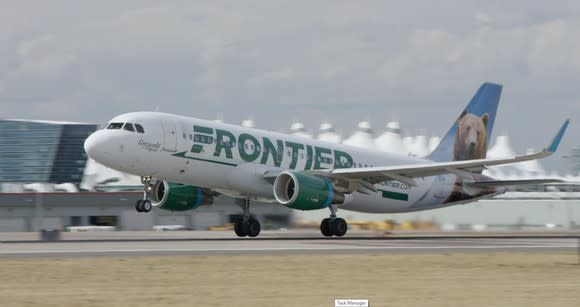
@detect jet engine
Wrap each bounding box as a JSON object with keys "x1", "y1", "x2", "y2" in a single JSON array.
[
  {"x1": 150, "y1": 181, "x2": 214, "y2": 211},
  {"x1": 273, "y1": 171, "x2": 345, "y2": 210}
]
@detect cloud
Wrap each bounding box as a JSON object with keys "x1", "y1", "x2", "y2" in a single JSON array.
[
  {"x1": 474, "y1": 12, "x2": 491, "y2": 24},
  {"x1": 17, "y1": 34, "x2": 53, "y2": 57},
  {"x1": 528, "y1": 19, "x2": 580, "y2": 78},
  {"x1": 13, "y1": 53, "x2": 77, "y2": 78},
  {"x1": 246, "y1": 67, "x2": 295, "y2": 86},
  {"x1": 324, "y1": 65, "x2": 348, "y2": 79}
]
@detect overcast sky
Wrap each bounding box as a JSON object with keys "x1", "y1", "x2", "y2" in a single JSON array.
[{"x1": 0, "y1": 1, "x2": 578, "y2": 172}]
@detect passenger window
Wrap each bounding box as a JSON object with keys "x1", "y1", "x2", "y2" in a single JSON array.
[
  {"x1": 123, "y1": 123, "x2": 135, "y2": 132},
  {"x1": 135, "y1": 124, "x2": 145, "y2": 133},
  {"x1": 107, "y1": 122, "x2": 123, "y2": 130}
]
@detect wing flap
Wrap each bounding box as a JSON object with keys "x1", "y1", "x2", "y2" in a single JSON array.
[{"x1": 467, "y1": 179, "x2": 564, "y2": 188}]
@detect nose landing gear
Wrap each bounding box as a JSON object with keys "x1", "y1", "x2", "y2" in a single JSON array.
[
  {"x1": 135, "y1": 176, "x2": 154, "y2": 213},
  {"x1": 135, "y1": 199, "x2": 152, "y2": 213}
]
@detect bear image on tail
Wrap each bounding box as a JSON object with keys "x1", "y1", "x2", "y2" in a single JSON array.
[
  {"x1": 454, "y1": 110, "x2": 489, "y2": 161},
  {"x1": 444, "y1": 110, "x2": 494, "y2": 204}
]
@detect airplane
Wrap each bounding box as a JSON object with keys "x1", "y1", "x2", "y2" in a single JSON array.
[{"x1": 84, "y1": 82, "x2": 570, "y2": 238}]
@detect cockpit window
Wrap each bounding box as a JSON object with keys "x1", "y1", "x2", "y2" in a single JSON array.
[
  {"x1": 106, "y1": 122, "x2": 144, "y2": 133},
  {"x1": 106, "y1": 122, "x2": 123, "y2": 129},
  {"x1": 123, "y1": 123, "x2": 135, "y2": 132},
  {"x1": 135, "y1": 124, "x2": 145, "y2": 133}
]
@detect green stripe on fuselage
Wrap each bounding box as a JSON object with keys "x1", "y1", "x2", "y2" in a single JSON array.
[
  {"x1": 379, "y1": 189, "x2": 408, "y2": 201},
  {"x1": 172, "y1": 151, "x2": 237, "y2": 167}
]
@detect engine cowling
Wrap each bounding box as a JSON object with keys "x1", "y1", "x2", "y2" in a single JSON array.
[
  {"x1": 150, "y1": 181, "x2": 213, "y2": 211},
  {"x1": 273, "y1": 171, "x2": 345, "y2": 210}
]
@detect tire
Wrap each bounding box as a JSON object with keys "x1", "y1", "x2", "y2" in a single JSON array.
[
  {"x1": 234, "y1": 221, "x2": 249, "y2": 237},
  {"x1": 247, "y1": 218, "x2": 261, "y2": 237},
  {"x1": 320, "y1": 218, "x2": 333, "y2": 237},
  {"x1": 135, "y1": 200, "x2": 143, "y2": 212},
  {"x1": 332, "y1": 218, "x2": 348, "y2": 237},
  {"x1": 142, "y1": 200, "x2": 152, "y2": 212}
]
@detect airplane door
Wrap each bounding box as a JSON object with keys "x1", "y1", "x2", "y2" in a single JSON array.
[{"x1": 161, "y1": 120, "x2": 178, "y2": 152}]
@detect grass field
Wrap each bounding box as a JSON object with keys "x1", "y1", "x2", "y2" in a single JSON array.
[{"x1": 0, "y1": 253, "x2": 579, "y2": 307}]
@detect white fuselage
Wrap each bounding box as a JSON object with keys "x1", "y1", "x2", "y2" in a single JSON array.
[{"x1": 85, "y1": 112, "x2": 499, "y2": 213}]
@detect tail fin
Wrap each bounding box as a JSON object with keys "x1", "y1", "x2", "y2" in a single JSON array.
[{"x1": 427, "y1": 82, "x2": 502, "y2": 163}]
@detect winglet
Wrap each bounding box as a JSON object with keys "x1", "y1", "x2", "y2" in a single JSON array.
[{"x1": 545, "y1": 119, "x2": 570, "y2": 153}]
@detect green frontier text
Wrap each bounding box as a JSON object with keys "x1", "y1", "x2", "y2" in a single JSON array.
[{"x1": 183, "y1": 125, "x2": 354, "y2": 170}]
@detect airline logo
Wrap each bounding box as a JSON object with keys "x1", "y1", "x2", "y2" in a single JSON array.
[
  {"x1": 138, "y1": 140, "x2": 162, "y2": 152},
  {"x1": 377, "y1": 180, "x2": 410, "y2": 201},
  {"x1": 172, "y1": 125, "x2": 354, "y2": 170}
]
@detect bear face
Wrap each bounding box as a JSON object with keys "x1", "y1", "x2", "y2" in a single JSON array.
[{"x1": 454, "y1": 110, "x2": 489, "y2": 161}]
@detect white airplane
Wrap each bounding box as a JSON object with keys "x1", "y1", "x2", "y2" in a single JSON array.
[{"x1": 84, "y1": 83, "x2": 569, "y2": 237}]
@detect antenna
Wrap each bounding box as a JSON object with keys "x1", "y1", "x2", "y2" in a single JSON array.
[{"x1": 214, "y1": 113, "x2": 224, "y2": 123}]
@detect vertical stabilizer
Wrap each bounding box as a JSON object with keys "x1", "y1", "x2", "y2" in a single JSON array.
[{"x1": 427, "y1": 82, "x2": 502, "y2": 164}]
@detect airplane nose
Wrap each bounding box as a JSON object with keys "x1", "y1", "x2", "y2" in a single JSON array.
[
  {"x1": 84, "y1": 131, "x2": 107, "y2": 161},
  {"x1": 84, "y1": 130, "x2": 137, "y2": 172}
]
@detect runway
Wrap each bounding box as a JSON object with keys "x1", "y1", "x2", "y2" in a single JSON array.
[{"x1": 0, "y1": 233, "x2": 578, "y2": 258}]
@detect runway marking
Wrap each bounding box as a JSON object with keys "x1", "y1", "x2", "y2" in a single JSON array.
[
  {"x1": 318, "y1": 239, "x2": 577, "y2": 248},
  {"x1": 0, "y1": 244, "x2": 577, "y2": 255}
]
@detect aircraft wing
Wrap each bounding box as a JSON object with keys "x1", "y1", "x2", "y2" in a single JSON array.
[{"x1": 311, "y1": 119, "x2": 569, "y2": 192}]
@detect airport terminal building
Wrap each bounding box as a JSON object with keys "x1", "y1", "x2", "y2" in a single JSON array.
[{"x1": 0, "y1": 119, "x2": 97, "y2": 186}]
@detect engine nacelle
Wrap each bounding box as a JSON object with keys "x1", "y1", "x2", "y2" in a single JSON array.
[
  {"x1": 150, "y1": 181, "x2": 213, "y2": 211},
  {"x1": 273, "y1": 171, "x2": 345, "y2": 210}
]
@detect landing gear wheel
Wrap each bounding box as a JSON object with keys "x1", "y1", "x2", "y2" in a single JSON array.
[
  {"x1": 135, "y1": 199, "x2": 152, "y2": 213},
  {"x1": 234, "y1": 199, "x2": 261, "y2": 238},
  {"x1": 247, "y1": 218, "x2": 261, "y2": 237},
  {"x1": 234, "y1": 221, "x2": 249, "y2": 237},
  {"x1": 136, "y1": 176, "x2": 155, "y2": 213},
  {"x1": 320, "y1": 218, "x2": 333, "y2": 237},
  {"x1": 321, "y1": 205, "x2": 347, "y2": 237},
  {"x1": 331, "y1": 218, "x2": 348, "y2": 237},
  {"x1": 135, "y1": 200, "x2": 143, "y2": 212},
  {"x1": 141, "y1": 200, "x2": 152, "y2": 212},
  {"x1": 320, "y1": 217, "x2": 348, "y2": 237}
]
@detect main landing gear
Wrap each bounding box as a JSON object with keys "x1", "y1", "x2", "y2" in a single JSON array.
[
  {"x1": 136, "y1": 176, "x2": 153, "y2": 213},
  {"x1": 234, "y1": 199, "x2": 261, "y2": 237},
  {"x1": 320, "y1": 205, "x2": 347, "y2": 237}
]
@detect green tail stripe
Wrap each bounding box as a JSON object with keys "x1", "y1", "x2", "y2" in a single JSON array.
[{"x1": 379, "y1": 190, "x2": 408, "y2": 201}]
